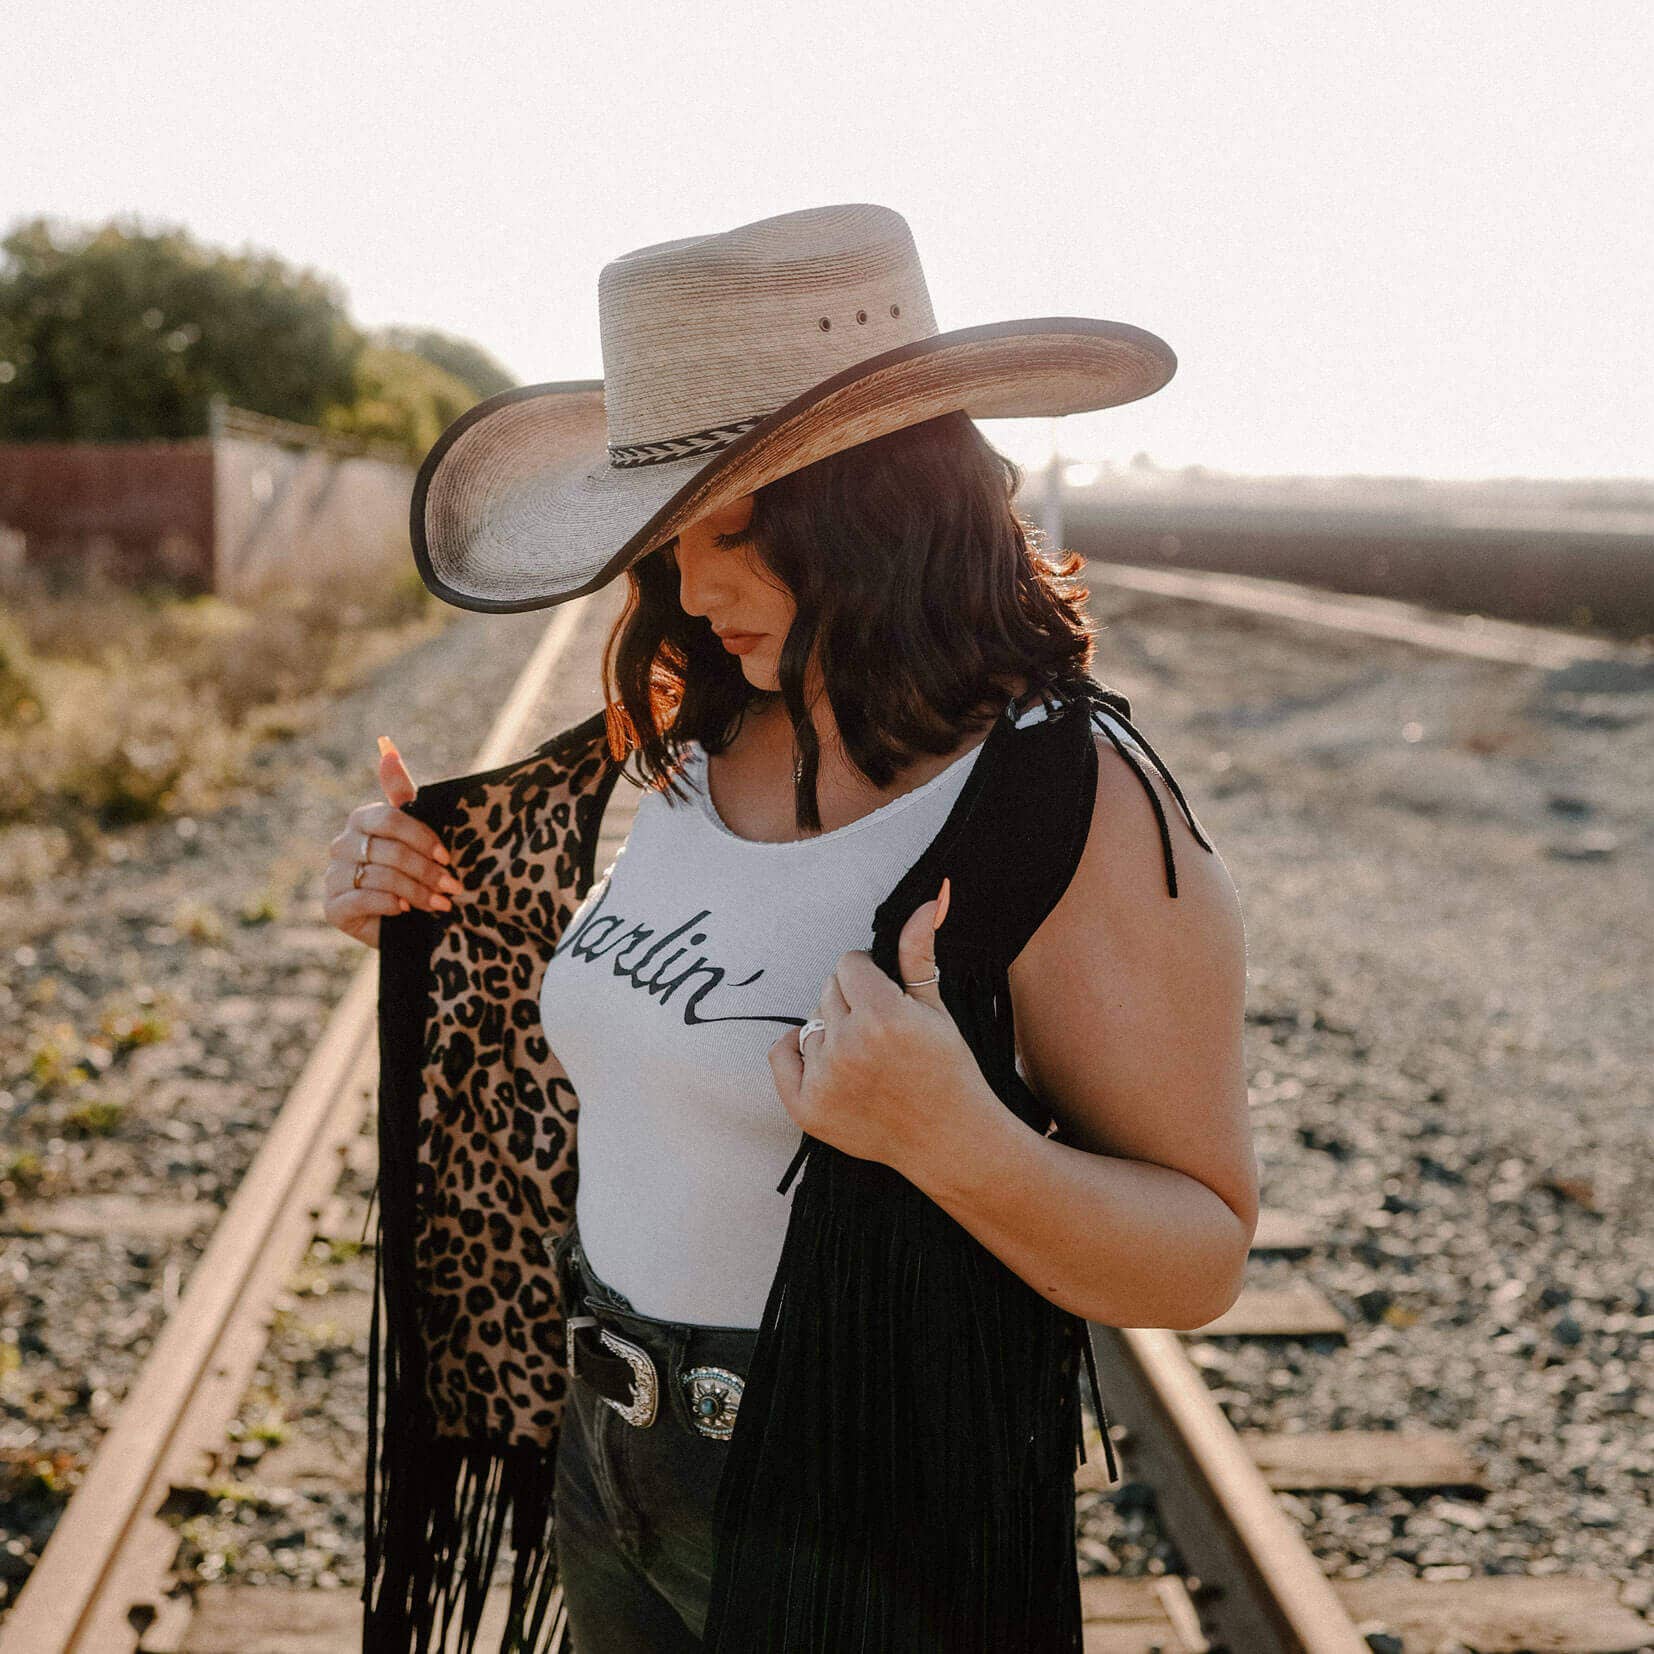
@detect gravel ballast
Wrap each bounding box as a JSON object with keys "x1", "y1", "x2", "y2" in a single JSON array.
[{"x1": 2, "y1": 579, "x2": 1649, "y2": 1635}]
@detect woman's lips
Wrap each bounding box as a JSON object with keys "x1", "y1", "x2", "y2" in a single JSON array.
[{"x1": 720, "y1": 632, "x2": 762, "y2": 654}]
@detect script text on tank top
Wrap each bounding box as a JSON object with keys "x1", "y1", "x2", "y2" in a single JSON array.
[{"x1": 552, "y1": 876, "x2": 805, "y2": 1032}]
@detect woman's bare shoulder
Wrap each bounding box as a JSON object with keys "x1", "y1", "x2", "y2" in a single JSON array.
[{"x1": 1013, "y1": 727, "x2": 1242, "y2": 988}]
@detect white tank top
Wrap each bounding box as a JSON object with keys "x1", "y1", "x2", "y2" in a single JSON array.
[{"x1": 537, "y1": 697, "x2": 1148, "y2": 1326}]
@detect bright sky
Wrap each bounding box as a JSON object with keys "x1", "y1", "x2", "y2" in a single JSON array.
[{"x1": 8, "y1": 2, "x2": 1650, "y2": 480}]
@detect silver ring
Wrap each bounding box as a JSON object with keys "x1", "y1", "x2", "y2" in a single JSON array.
[
  {"x1": 901, "y1": 970, "x2": 940, "y2": 989},
  {"x1": 359, "y1": 831, "x2": 372, "y2": 862},
  {"x1": 797, "y1": 1017, "x2": 826, "y2": 1055},
  {"x1": 352, "y1": 860, "x2": 367, "y2": 889}
]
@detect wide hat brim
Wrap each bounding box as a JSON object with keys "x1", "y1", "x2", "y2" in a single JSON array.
[{"x1": 411, "y1": 316, "x2": 1175, "y2": 613}]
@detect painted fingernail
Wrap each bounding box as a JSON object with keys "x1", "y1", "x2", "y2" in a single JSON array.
[
  {"x1": 440, "y1": 873, "x2": 465, "y2": 895},
  {"x1": 433, "y1": 843, "x2": 451, "y2": 865},
  {"x1": 431, "y1": 895, "x2": 452, "y2": 911},
  {"x1": 377, "y1": 736, "x2": 395, "y2": 758},
  {"x1": 933, "y1": 876, "x2": 950, "y2": 932}
]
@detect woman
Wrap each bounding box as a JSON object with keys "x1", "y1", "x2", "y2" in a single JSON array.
[{"x1": 324, "y1": 204, "x2": 1255, "y2": 1654}]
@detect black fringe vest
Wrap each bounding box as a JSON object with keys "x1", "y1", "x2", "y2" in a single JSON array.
[{"x1": 360, "y1": 674, "x2": 1213, "y2": 1652}]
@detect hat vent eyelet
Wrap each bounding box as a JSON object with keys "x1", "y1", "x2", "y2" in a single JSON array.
[
  {"x1": 818, "y1": 317, "x2": 831, "y2": 331},
  {"x1": 889, "y1": 304, "x2": 901, "y2": 317},
  {"x1": 856, "y1": 309, "x2": 867, "y2": 324}
]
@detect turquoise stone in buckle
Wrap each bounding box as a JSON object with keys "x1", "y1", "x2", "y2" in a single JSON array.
[{"x1": 682, "y1": 1365, "x2": 744, "y2": 1439}]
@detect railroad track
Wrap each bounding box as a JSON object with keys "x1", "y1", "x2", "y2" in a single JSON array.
[
  {"x1": 1082, "y1": 1267, "x2": 1653, "y2": 1649},
  {"x1": 0, "y1": 597, "x2": 604, "y2": 1654},
  {"x1": 4, "y1": 566, "x2": 1648, "y2": 1652},
  {"x1": 1084, "y1": 561, "x2": 1650, "y2": 674}
]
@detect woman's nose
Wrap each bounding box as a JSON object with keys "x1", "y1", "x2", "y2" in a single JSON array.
[{"x1": 673, "y1": 542, "x2": 721, "y2": 619}]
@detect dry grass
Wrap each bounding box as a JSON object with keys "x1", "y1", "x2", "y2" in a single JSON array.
[{"x1": 0, "y1": 561, "x2": 447, "y2": 886}]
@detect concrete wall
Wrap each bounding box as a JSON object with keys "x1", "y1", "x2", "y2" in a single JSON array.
[{"x1": 211, "y1": 433, "x2": 415, "y2": 602}]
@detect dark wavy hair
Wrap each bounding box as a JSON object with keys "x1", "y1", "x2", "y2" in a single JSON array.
[{"x1": 597, "y1": 409, "x2": 1099, "y2": 832}]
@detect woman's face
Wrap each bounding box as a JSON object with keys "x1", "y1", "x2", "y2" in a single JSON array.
[{"x1": 664, "y1": 493, "x2": 796, "y2": 691}]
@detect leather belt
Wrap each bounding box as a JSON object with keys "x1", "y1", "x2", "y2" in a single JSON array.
[{"x1": 566, "y1": 1312, "x2": 746, "y2": 1438}]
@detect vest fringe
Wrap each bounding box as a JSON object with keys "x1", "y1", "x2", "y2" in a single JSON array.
[
  {"x1": 1076, "y1": 1316, "x2": 1120, "y2": 1484},
  {"x1": 702, "y1": 952, "x2": 1088, "y2": 1652},
  {"x1": 362, "y1": 1203, "x2": 564, "y2": 1652}
]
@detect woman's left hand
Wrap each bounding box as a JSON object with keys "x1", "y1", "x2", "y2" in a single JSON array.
[{"x1": 768, "y1": 878, "x2": 994, "y2": 1184}]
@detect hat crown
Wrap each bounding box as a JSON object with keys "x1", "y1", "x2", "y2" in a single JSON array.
[{"x1": 597, "y1": 204, "x2": 939, "y2": 455}]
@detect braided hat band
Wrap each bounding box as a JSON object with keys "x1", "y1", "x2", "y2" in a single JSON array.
[
  {"x1": 607, "y1": 412, "x2": 769, "y2": 470},
  {"x1": 412, "y1": 203, "x2": 1177, "y2": 614}
]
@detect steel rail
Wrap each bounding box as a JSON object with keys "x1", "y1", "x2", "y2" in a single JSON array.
[
  {"x1": 1088, "y1": 558, "x2": 1648, "y2": 671},
  {"x1": 1088, "y1": 1325, "x2": 1370, "y2": 1653}
]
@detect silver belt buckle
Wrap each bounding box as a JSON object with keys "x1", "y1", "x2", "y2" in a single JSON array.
[{"x1": 596, "y1": 1327, "x2": 659, "y2": 1428}]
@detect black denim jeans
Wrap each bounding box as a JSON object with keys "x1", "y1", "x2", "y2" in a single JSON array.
[{"x1": 552, "y1": 1220, "x2": 761, "y2": 1652}]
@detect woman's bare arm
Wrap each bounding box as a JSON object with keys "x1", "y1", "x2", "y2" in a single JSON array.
[{"x1": 909, "y1": 735, "x2": 1257, "y2": 1330}]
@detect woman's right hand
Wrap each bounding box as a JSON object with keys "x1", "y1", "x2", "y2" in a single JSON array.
[{"x1": 322, "y1": 735, "x2": 469, "y2": 950}]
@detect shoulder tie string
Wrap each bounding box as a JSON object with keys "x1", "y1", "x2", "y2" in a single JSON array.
[{"x1": 1082, "y1": 693, "x2": 1214, "y2": 899}]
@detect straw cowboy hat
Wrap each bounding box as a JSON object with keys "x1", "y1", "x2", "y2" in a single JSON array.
[{"x1": 410, "y1": 202, "x2": 1177, "y2": 613}]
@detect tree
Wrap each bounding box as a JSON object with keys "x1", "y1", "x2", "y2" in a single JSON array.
[
  {"x1": 320, "y1": 343, "x2": 481, "y2": 460},
  {"x1": 373, "y1": 325, "x2": 516, "y2": 401},
  {"x1": 0, "y1": 215, "x2": 363, "y2": 442}
]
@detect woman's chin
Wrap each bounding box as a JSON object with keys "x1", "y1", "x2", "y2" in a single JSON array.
[{"x1": 738, "y1": 656, "x2": 779, "y2": 691}]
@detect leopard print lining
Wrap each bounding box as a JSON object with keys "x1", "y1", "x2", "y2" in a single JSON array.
[{"x1": 408, "y1": 721, "x2": 620, "y2": 1445}]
